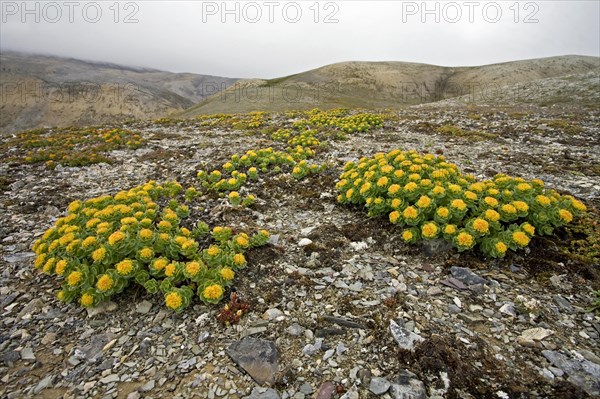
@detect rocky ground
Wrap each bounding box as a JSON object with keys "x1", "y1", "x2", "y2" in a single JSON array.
[{"x1": 1, "y1": 105, "x2": 599, "y2": 399}]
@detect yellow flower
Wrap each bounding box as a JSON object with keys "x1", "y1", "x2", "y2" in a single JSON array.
[
  {"x1": 139, "y1": 229, "x2": 153, "y2": 239},
  {"x1": 421, "y1": 222, "x2": 438, "y2": 239},
  {"x1": 381, "y1": 165, "x2": 393, "y2": 174},
  {"x1": 516, "y1": 183, "x2": 532, "y2": 191},
  {"x1": 403, "y1": 206, "x2": 418, "y2": 220},
  {"x1": 59, "y1": 233, "x2": 75, "y2": 246},
  {"x1": 451, "y1": 199, "x2": 467, "y2": 211},
  {"x1": 431, "y1": 169, "x2": 448, "y2": 179},
  {"x1": 220, "y1": 268, "x2": 235, "y2": 281},
  {"x1": 531, "y1": 179, "x2": 544, "y2": 188},
  {"x1": 92, "y1": 247, "x2": 107, "y2": 262},
  {"x1": 416, "y1": 195, "x2": 431, "y2": 208},
  {"x1": 512, "y1": 231, "x2": 530, "y2": 247},
  {"x1": 229, "y1": 191, "x2": 240, "y2": 200},
  {"x1": 469, "y1": 182, "x2": 485, "y2": 193},
  {"x1": 404, "y1": 182, "x2": 418, "y2": 192},
  {"x1": 484, "y1": 197, "x2": 498, "y2": 207},
  {"x1": 203, "y1": 284, "x2": 224, "y2": 300},
  {"x1": 472, "y1": 218, "x2": 489, "y2": 234},
  {"x1": 57, "y1": 291, "x2": 65, "y2": 301},
  {"x1": 388, "y1": 184, "x2": 401, "y2": 196},
  {"x1": 558, "y1": 209, "x2": 573, "y2": 223},
  {"x1": 346, "y1": 188, "x2": 355, "y2": 198},
  {"x1": 121, "y1": 217, "x2": 138, "y2": 225},
  {"x1": 522, "y1": 223, "x2": 535, "y2": 236},
  {"x1": 139, "y1": 247, "x2": 154, "y2": 259},
  {"x1": 259, "y1": 229, "x2": 270, "y2": 238},
  {"x1": 116, "y1": 259, "x2": 135, "y2": 275},
  {"x1": 377, "y1": 176, "x2": 389, "y2": 188},
  {"x1": 80, "y1": 293, "x2": 94, "y2": 307},
  {"x1": 408, "y1": 173, "x2": 420, "y2": 181},
  {"x1": 207, "y1": 246, "x2": 221, "y2": 257},
  {"x1": 444, "y1": 224, "x2": 457, "y2": 235},
  {"x1": 501, "y1": 204, "x2": 517, "y2": 214},
  {"x1": 394, "y1": 170, "x2": 404, "y2": 179},
  {"x1": 235, "y1": 236, "x2": 249, "y2": 247},
  {"x1": 448, "y1": 184, "x2": 461, "y2": 193},
  {"x1": 391, "y1": 198, "x2": 402, "y2": 209},
  {"x1": 165, "y1": 263, "x2": 177, "y2": 277},
  {"x1": 48, "y1": 240, "x2": 59, "y2": 252},
  {"x1": 43, "y1": 258, "x2": 56, "y2": 274},
  {"x1": 182, "y1": 240, "x2": 196, "y2": 251},
  {"x1": 164, "y1": 210, "x2": 178, "y2": 221},
  {"x1": 82, "y1": 236, "x2": 97, "y2": 249},
  {"x1": 535, "y1": 195, "x2": 551, "y2": 207},
  {"x1": 432, "y1": 186, "x2": 445, "y2": 196},
  {"x1": 55, "y1": 260, "x2": 68, "y2": 275},
  {"x1": 67, "y1": 200, "x2": 82, "y2": 214},
  {"x1": 67, "y1": 271, "x2": 83, "y2": 286},
  {"x1": 153, "y1": 258, "x2": 168, "y2": 271},
  {"x1": 158, "y1": 220, "x2": 172, "y2": 230},
  {"x1": 359, "y1": 182, "x2": 371, "y2": 195},
  {"x1": 436, "y1": 207, "x2": 449, "y2": 218},
  {"x1": 402, "y1": 230, "x2": 413, "y2": 242},
  {"x1": 34, "y1": 254, "x2": 47, "y2": 269},
  {"x1": 165, "y1": 291, "x2": 183, "y2": 310},
  {"x1": 233, "y1": 253, "x2": 246, "y2": 267},
  {"x1": 464, "y1": 191, "x2": 477, "y2": 201},
  {"x1": 456, "y1": 232, "x2": 474, "y2": 247},
  {"x1": 96, "y1": 274, "x2": 114, "y2": 292},
  {"x1": 512, "y1": 201, "x2": 529, "y2": 213},
  {"x1": 484, "y1": 209, "x2": 501, "y2": 222},
  {"x1": 389, "y1": 211, "x2": 400, "y2": 224},
  {"x1": 86, "y1": 218, "x2": 101, "y2": 229},
  {"x1": 495, "y1": 241, "x2": 508, "y2": 254},
  {"x1": 158, "y1": 233, "x2": 169, "y2": 241},
  {"x1": 108, "y1": 231, "x2": 125, "y2": 245},
  {"x1": 571, "y1": 199, "x2": 586, "y2": 212},
  {"x1": 185, "y1": 261, "x2": 202, "y2": 276}
]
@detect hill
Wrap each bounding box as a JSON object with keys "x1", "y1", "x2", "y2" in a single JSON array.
[
  {"x1": 0, "y1": 51, "x2": 238, "y2": 133},
  {"x1": 180, "y1": 55, "x2": 600, "y2": 116}
]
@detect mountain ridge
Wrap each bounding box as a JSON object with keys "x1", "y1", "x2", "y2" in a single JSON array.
[{"x1": 180, "y1": 55, "x2": 600, "y2": 117}]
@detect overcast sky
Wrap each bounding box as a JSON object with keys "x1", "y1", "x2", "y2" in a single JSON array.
[{"x1": 1, "y1": 1, "x2": 598, "y2": 78}]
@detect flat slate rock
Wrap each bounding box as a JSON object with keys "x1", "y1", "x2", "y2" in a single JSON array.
[
  {"x1": 542, "y1": 350, "x2": 600, "y2": 396},
  {"x1": 243, "y1": 387, "x2": 280, "y2": 399},
  {"x1": 450, "y1": 266, "x2": 488, "y2": 285},
  {"x1": 389, "y1": 370, "x2": 427, "y2": 399},
  {"x1": 227, "y1": 336, "x2": 279, "y2": 385}
]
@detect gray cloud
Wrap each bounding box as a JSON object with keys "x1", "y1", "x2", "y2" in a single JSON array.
[{"x1": 1, "y1": 1, "x2": 598, "y2": 78}]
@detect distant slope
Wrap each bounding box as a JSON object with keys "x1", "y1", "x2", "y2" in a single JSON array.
[
  {"x1": 180, "y1": 55, "x2": 600, "y2": 117},
  {"x1": 0, "y1": 52, "x2": 238, "y2": 133}
]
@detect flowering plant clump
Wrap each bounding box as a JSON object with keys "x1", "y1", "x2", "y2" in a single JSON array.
[
  {"x1": 292, "y1": 109, "x2": 384, "y2": 135},
  {"x1": 336, "y1": 149, "x2": 587, "y2": 258},
  {"x1": 2, "y1": 127, "x2": 144, "y2": 169},
  {"x1": 196, "y1": 144, "x2": 324, "y2": 206},
  {"x1": 195, "y1": 111, "x2": 269, "y2": 131},
  {"x1": 32, "y1": 180, "x2": 271, "y2": 312}
]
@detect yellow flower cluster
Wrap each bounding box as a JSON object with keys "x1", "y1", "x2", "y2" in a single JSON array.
[
  {"x1": 336, "y1": 149, "x2": 586, "y2": 258},
  {"x1": 8, "y1": 127, "x2": 144, "y2": 169},
  {"x1": 32, "y1": 180, "x2": 270, "y2": 312}
]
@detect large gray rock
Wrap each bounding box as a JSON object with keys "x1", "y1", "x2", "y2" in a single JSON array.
[
  {"x1": 369, "y1": 376, "x2": 391, "y2": 395},
  {"x1": 389, "y1": 370, "x2": 427, "y2": 399},
  {"x1": 450, "y1": 266, "x2": 488, "y2": 285},
  {"x1": 243, "y1": 387, "x2": 280, "y2": 399},
  {"x1": 390, "y1": 320, "x2": 424, "y2": 351},
  {"x1": 542, "y1": 350, "x2": 600, "y2": 396},
  {"x1": 227, "y1": 336, "x2": 279, "y2": 385}
]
